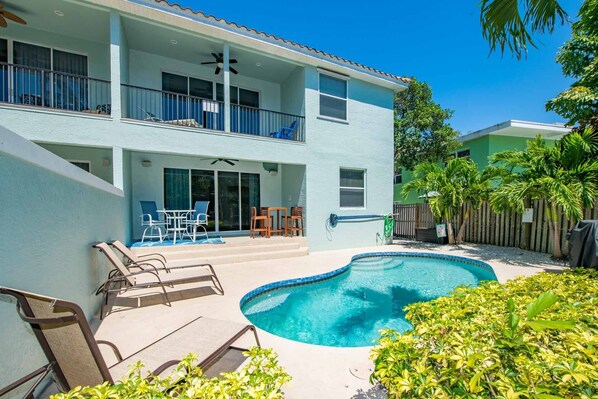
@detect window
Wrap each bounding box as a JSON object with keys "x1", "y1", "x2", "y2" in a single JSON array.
[
  {"x1": 1, "y1": 39, "x2": 7, "y2": 102},
  {"x1": 394, "y1": 168, "x2": 402, "y2": 184},
  {"x1": 69, "y1": 161, "x2": 90, "y2": 172},
  {"x1": 319, "y1": 73, "x2": 347, "y2": 120},
  {"x1": 456, "y1": 149, "x2": 470, "y2": 159},
  {"x1": 0, "y1": 38, "x2": 7, "y2": 63},
  {"x1": 340, "y1": 169, "x2": 365, "y2": 208}
]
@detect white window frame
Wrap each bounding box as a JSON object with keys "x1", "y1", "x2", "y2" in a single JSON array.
[
  {"x1": 394, "y1": 168, "x2": 402, "y2": 184},
  {"x1": 68, "y1": 160, "x2": 91, "y2": 173},
  {"x1": 339, "y1": 168, "x2": 366, "y2": 209},
  {"x1": 318, "y1": 69, "x2": 349, "y2": 122}
]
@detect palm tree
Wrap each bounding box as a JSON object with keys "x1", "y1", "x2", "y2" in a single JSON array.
[
  {"x1": 402, "y1": 158, "x2": 493, "y2": 244},
  {"x1": 490, "y1": 129, "x2": 598, "y2": 258},
  {"x1": 480, "y1": 0, "x2": 569, "y2": 59}
]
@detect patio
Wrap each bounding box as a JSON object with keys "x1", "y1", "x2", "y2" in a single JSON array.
[{"x1": 92, "y1": 241, "x2": 565, "y2": 399}]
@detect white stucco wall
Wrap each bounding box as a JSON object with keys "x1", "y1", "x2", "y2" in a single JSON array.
[
  {"x1": 0, "y1": 126, "x2": 126, "y2": 390},
  {"x1": 38, "y1": 143, "x2": 114, "y2": 184}
]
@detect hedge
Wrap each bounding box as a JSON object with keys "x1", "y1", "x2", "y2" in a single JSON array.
[{"x1": 371, "y1": 269, "x2": 598, "y2": 398}]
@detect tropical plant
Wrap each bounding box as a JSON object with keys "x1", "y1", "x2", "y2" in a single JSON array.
[
  {"x1": 490, "y1": 130, "x2": 598, "y2": 258},
  {"x1": 394, "y1": 79, "x2": 460, "y2": 171},
  {"x1": 371, "y1": 269, "x2": 598, "y2": 398},
  {"x1": 51, "y1": 347, "x2": 291, "y2": 399},
  {"x1": 401, "y1": 157, "x2": 494, "y2": 244},
  {"x1": 546, "y1": 0, "x2": 598, "y2": 126},
  {"x1": 480, "y1": 0, "x2": 569, "y2": 59}
]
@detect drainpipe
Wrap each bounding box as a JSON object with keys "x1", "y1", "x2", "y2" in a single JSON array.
[{"x1": 223, "y1": 44, "x2": 231, "y2": 133}]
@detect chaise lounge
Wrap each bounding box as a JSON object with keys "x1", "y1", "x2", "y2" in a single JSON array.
[
  {"x1": 94, "y1": 242, "x2": 224, "y2": 318},
  {"x1": 0, "y1": 286, "x2": 260, "y2": 395}
]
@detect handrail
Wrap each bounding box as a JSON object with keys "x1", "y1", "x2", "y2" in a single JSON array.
[
  {"x1": 122, "y1": 84, "x2": 305, "y2": 142},
  {"x1": 0, "y1": 62, "x2": 110, "y2": 83}
]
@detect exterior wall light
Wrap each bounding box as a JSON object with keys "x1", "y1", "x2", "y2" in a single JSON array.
[{"x1": 141, "y1": 160, "x2": 152, "y2": 167}]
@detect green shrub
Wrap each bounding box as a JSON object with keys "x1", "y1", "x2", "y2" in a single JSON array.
[
  {"x1": 371, "y1": 270, "x2": 598, "y2": 398},
  {"x1": 52, "y1": 347, "x2": 291, "y2": 399}
]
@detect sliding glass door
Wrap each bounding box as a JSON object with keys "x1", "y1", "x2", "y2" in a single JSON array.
[{"x1": 164, "y1": 168, "x2": 260, "y2": 233}]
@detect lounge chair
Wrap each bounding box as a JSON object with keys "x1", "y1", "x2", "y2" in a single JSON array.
[
  {"x1": 0, "y1": 286, "x2": 260, "y2": 395},
  {"x1": 183, "y1": 201, "x2": 210, "y2": 241},
  {"x1": 93, "y1": 243, "x2": 224, "y2": 318},
  {"x1": 108, "y1": 240, "x2": 216, "y2": 273},
  {"x1": 139, "y1": 200, "x2": 168, "y2": 243},
  {"x1": 269, "y1": 120, "x2": 297, "y2": 140}
]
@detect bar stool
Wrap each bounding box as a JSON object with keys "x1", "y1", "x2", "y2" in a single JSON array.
[
  {"x1": 250, "y1": 207, "x2": 269, "y2": 238},
  {"x1": 285, "y1": 206, "x2": 304, "y2": 237}
]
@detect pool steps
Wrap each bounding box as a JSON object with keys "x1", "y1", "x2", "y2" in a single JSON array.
[{"x1": 131, "y1": 236, "x2": 308, "y2": 266}]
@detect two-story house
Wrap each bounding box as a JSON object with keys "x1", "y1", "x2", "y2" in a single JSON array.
[{"x1": 0, "y1": 0, "x2": 408, "y2": 251}]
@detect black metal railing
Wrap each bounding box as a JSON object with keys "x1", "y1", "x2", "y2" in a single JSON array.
[
  {"x1": 0, "y1": 62, "x2": 111, "y2": 114},
  {"x1": 230, "y1": 103, "x2": 305, "y2": 142},
  {"x1": 122, "y1": 84, "x2": 305, "y2": 142}
]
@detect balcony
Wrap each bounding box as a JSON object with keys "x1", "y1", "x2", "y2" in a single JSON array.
[
  {"x1": 0, "y1": 62, "x2": 111, "y2": 115},
  {"x1": 122, "y1": 84, "x2": 305, "y2": 142}
]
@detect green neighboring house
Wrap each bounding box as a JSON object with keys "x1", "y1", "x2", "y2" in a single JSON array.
[{"x1": 394, "y1": 120, "x2": 571, "y2": 203}]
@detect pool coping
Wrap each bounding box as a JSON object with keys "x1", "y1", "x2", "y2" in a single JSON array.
[{"x1": 239, "y1": 251, "x2": 497, "y2": 307}]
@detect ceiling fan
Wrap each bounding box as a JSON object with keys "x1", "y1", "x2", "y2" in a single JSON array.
[
  {"x1": 201, "y1": 53, "x2": 238, "y2": 75},
  {"x1": 0, "y1": 3, "x2": 27, "y2": 28},
  {"x1": 200, "y1": 158, "x2": 239, "y2": 166}
]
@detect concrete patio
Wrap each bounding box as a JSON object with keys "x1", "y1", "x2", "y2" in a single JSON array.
[{"x1": 93, "y1": 241, "x2": 566, "y2": 399}]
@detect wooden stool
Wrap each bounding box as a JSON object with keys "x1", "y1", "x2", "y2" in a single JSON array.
[
  {"x1": 285, "y1": 206, "x2": 304, "y2": 237},
  {"x1": 250, "y1": 207, "x2": 269, "y2": 238}
]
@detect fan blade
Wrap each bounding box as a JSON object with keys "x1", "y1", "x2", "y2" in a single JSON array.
[
  {"x1": 224, "y1": 160, "x2": 235, "y2": 166},
  {"x1": 229, "y1": 67, "x2": 238, "y2": 75},
  {"x1": 0, "y1": 16, "x2": 7, "y2": 28},
  {"x1": 218, "y1": 53, "x2": 223, "y2": 58},
  {"x1": 3, "y1": 11, "x2": 26, "y2": 25},
  {"x1": 229, "y1": 59, "x2": 238, "y2": 64},
  {"x1": 214, "y1": 66, "x2": 221, "y2": 75},
  {"x1": 201, "y1": 62, "x2": 217, "y2": 65},
  {"x1": 211, "y1": 53, "x2": 219, "y2": 59},
  {"x1": 211, "y1": 160, "x2": 218, "y2": 165}
]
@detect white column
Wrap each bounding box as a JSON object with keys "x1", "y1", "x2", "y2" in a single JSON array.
[
  {"x1": 112, "y1": 146, "x2": 124, "y2": 190},
  {"x1": 109, "y1": 11, "x2": 122, "y2": 120},
  {"x1": 223, "y1": 44, "x2": 231, "y2": 132}
]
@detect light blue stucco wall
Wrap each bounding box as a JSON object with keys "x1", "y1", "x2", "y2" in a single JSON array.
[
  {"x1": 281, "y1": 67, "x2": 305, "y2": 116},
  {"x1": 0, "y1": 126, "x2": 126, "y2": 390},
  {"x1": 302, "y1": 67, "x2": 395, "y2": 249},
  {"x1": 38, "y1": 143, "x2": 114, "y2": 184}
]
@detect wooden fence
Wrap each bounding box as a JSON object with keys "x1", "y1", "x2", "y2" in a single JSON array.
[
  {"x1": 393, "y1": 200, "x2": 598, "y2": 255},
  {"x1": 392, "y1": 202, "x2": 435, "y2": 239}
]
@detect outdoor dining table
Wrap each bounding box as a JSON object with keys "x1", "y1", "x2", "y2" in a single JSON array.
[
  {"x1": 157, "y1": 209, "x2": 193, "y2": 244},
  {"x1": 261, "y1": 207, "x2": 288, "y2": 237}
]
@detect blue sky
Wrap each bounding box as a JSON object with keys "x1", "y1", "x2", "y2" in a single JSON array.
[{"x1": 179, "y1": 0, "x2": 580, "y2": 134}]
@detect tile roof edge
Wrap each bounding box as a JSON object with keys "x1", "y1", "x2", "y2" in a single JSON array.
[{"x1": 145, "y1": 0, "x2": 410, "y2": 85}]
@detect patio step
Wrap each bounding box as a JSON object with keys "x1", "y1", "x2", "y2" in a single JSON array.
[{"x1": 131, "y1": 236, "x2": 309, "y2": 265}]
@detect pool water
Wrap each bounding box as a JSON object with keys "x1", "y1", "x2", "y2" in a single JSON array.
[{"x1": 241, "y1": 254, "x2": 496, "y2": 347}]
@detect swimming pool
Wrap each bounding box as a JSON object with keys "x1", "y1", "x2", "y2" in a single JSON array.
[{"x1": 240, "y1": 252, "x2": 497, "y2": 347}]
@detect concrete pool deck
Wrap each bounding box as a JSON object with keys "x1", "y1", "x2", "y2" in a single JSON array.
[{"x1": 93, "y1": 241, "x2": 566, "y2": 398}]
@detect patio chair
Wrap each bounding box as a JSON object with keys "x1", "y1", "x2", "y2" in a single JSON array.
[
  {"x1": 285, "y1": 206, "x2": 305, "y2": 237},
  {"x1": 183, "y1": 201, "x2": 210, "y2": 242},
  {"x1": 93, "y1": 243, "x2": 223, "y2": 318},
  {"x1": 250, "y1": 207, "x2": 269, "y2": 238},
  {"x1": 140, "y1": 200, "x2": 168, "y2": 243},
  {"x1": 108, "y1": 240, "x2": 219, "y2": 277},
  {"x1": 269, "y1": 120, "x2": 297, "y2": 140},
  {"x1": 0, "y1": 286, "x2": 260, "y2": 394}
]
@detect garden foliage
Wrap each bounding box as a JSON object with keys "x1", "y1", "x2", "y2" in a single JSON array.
[
  {"x1": 371, "y1": 270, "x2": 598, "y2": 398},
  {"x1": 51, "y1": 347, "x2": 291, "y2": 399}
]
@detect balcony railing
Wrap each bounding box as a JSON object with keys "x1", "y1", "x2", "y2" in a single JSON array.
[
  {"x1": 122, "y1": 84, "x2": 305, "y2": 142},
  {"x1": 0, "y1": 62, "x2": 111, "y2": 114}
]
